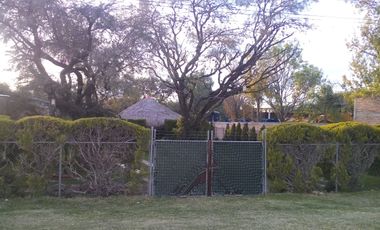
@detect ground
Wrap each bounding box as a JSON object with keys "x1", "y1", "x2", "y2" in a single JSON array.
[{"x1": 0, "y1": 191, "x2": 379, "y2": 229}]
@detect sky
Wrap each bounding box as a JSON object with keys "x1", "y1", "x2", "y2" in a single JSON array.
[{"x1": 0, "y1": 0, "x2": 363, "y2": 90}]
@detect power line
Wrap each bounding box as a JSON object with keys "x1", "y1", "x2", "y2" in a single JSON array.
[{"x1": 134, "y1": 0, "x2": 367, "y2": 24}]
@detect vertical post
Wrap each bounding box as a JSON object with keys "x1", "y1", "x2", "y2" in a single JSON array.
[
  {"x1": 206, "y1": 130, "x2": 213, "y2": 196},
  {"x1": 148, "y1": 127, "x2": 155, "y2": 196},
  {"x1": 262, "y1": 128, "x2": 268, "y2": 195},
  {"x1": 58, "y1": 146, "x2": 63, "y2": 198},
  {"x1": 335, "y1": 143, "x2": 339, "y2": 193}
]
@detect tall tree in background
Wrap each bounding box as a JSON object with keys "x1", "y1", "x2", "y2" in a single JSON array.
[
  {"x1": 143, "y1": 0, "x2": 313, "y2": 133},
  {"x1": 0, "y1": 0, "x2": 144, "y2": 118},
  {"x1": 263, "y1": 44, "x2": 323, "y2": 121},
  {"x1": 223, "y1": 95, "x2": 253, "y2": 121},
  {"x1": 345, "y1": 0, "x2": 380, "y2": 95},
  {"x1": 308, "y1": 83, "x2": 345, "y2": 123}
]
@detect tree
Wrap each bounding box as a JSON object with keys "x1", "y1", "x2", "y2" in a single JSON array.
[
  {"x1": 223, "y1": 95, "x2": 252, "y2": 121},
  {"x1": 307, "y1": 83, "x2": 346, "y2": 123},
  {"x1": 0, "y1": 0, "x2": 145, "y2": 118},
  {"x1": 263, "y1": 45, "x2": 323, "y2": 121},
  {"x1": 242, "y1": 123, "x2": 249, "y2": 141},
  {"x1": 345, "y1": 0, "x2": 380, "y2": 94},
  {"x1": 143, "y1": 0, "x2": 313, "y2": 134}
]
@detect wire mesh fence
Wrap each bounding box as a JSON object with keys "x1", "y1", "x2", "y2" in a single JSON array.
[
  {"x1": 0, "y1": 141, "x2": 142, "y2": 197},
  {"x1": 273, "y1": 143, "x2": 380, "y2": 192},
  {"x1": 152, "y1": 131, "x2": 265, "y2": 196}
]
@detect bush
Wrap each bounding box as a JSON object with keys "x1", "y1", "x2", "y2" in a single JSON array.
[
  {"x1": 163, "y1": 119, "x2": 177, "y2": 132},
  {"x1": 323, "y1": 122, "x2": 380, "y2": 190},
  {"x1": 15, "y1": 116, "x2": 69, "y2": 175},
  {"x1": 242, "y1": 123, "x2": 249, "y2": 141},
  {"x1": 236, "y1": 123, "x2": 242, "y2": 141},
  {"x1": 70, "y1": 117, "x2": 149, "y2": 196},
  {"x1": 368, "y1": 156, "x2": 380, "y2": 176},
  {"x1": 249, "y1": 126, "x2": 257, "y2": 141},
  {"x1": 0, "y1": 116, "x2": 15, "y2": 141},
  {"x1": 127, "y1": 119, "x2": 147, "y2": 127},
  {"x1": 266, "y1": 123, "x2": 332, "y2": 192}
]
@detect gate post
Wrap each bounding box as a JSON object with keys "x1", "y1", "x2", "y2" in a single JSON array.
[
  {"x1": 206, "y1": 130, "x2": 214, "y2": 196},
  {"x1": 262, "y1": 128, "x2": 268, "y2": 195},
  {"x1": 148, "y1": 127, "x2": 156, "y2": 196}
]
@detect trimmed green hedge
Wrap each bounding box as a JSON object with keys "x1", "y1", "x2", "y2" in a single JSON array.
[
  {"x1": 266, "y1": 122, "x2": 380, "y2": 193},
  {"x1": 322, "y1": 122, "x2": 380, "y2": 190},
  {"x1": 266, "y1": 123, "x2": 332, "y2": 192},
  {"x1": 0, "y1": 116, "x2": 150, "y2": 197}
]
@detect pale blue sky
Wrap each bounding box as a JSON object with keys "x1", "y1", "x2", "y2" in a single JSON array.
[{"x1": 0, "y1": 0, "x2": 363, "y2": 89}]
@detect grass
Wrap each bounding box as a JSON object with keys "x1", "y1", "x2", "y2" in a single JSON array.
[{"x1": 1, "y1": 191, "x2": 380, "y2": 230}]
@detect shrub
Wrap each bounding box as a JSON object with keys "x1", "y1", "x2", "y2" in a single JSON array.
[
  {"x1": 163, "y1": 119, "x2": 177, "y2": 132},
  {"x1": 266, "y1": 123, "x2": 332, "y2": 192},
  {"x1": 236, "y1": 123, "x2": 242, "y2": 141},
  {"x1": 230, "y1": 124, "x2": 237, "y2": 141},
  {"x1": 242, "y1": 123, "x2": 249, "y2": 141},
  {"x1": 127, "y1": 119, "x2": 147, "y2": 127},
  {"x1": 223, "y1": 123, "x2": 231, "y2": 140},
  {"x1": 69, "y1": 117, "x2": 149, "y2": 196},
  {"x1": 249, "y1": 126, "x2": 257, "y2": 141},
  {"x1": 0, "y1": 116, "x2": 15, "y2": 141},
  {"x1": 323, "y1": 122, "x2": 380, "y2": 190},
  {"x1": 368, "y1": 156, "x2": 380, "y2": 176},
  {"x1": 15, "y1": 116, "x2": 69, "y2": 175}
]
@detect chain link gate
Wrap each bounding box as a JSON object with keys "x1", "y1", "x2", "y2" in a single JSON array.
[{"x1": 150, "y1": 130, "x2": 264, "y2": 196}]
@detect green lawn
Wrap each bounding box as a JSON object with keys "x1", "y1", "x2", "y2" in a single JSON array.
[{"x1": 1, "y1": 191, "x2": 380, "y2": 230}]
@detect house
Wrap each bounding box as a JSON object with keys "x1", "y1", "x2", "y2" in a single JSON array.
[{"x1": 119, "y1": 98, "x2": 181, "y2": 127}]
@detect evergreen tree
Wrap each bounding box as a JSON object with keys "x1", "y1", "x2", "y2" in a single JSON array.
[
  {"x1": 249, "y1": 126, "x2": 257, "y2": 141},
  {"x1": 224, "y1": 123, "x2": 230, "y2": 140},
  {"x1": 236, "y1": 123, "x2": 242, "y2": 141},
  {"x1": 242, "y1": 123, "x2": 249, "y2": 141},
  {"x1": 231, "y1": 123, "x2": 237, "y2": 141}
]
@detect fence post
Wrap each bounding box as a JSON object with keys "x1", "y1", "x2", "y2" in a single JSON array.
[
  {"x1": 262, "y1": 129, "x2": 268, "y2": 195},
  {"x1": 58, "y1": 145, "x2": 63, "y2": 198},
  {"x1": 206, "y1": 130, "x2": 214, "y2": 197},
  {"x1": 148, "y1": 127, "x2": 155, "y2": 196},
  {"x1": 335, "y1": 142, "x2": 339, "y2": 193}
]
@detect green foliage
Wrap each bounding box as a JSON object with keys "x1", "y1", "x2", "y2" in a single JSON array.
[
  {"x1": 223, "y1": 123, "x2": 230, "y2": 140},
  {"x1": 16, "y1": 116, "x2": 70, "y2": 144},
  {"x1": 266, "y1": 123, "x2": 332, "y2": 192},
  {"x1": 127, "y1": 119, "x2": 147, "y2": 127},
  {"x1": 368, "y1": 156, "x2": 380, "y2": 176},
  {"x1": 71, "y1": 117, "x2": 150, "y2": 196},
  {"x1": 323, "y1": 122, "x2": 380, "y2": 189},
  {"x1": 231, "y1": 124, "x2": 237, "y2": 140},
  {"x1": 249, "y1": 126, "x2": 257, "y2": 141},
  {"x1": 0, "y1": 116, "x2": 15, "y2": 141},
  {"x1": 242, "y1": 123, "x2": 249, "y2": 141},
  {"x1": 25, "y1": 174, "x2": 47, "y2": 197},
  {"x1": 1, "y1": 116, "x2": 150, "y2": 197},
  {"x1": 163, "y1": 119, "x2": 177, "y2": 132},
  {"x1": 236, "y1": 123, "x2": 242, "y2": 141}
]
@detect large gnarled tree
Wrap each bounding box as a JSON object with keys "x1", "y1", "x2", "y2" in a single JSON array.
[
  {"x1": 143, "y1": 0, "x2": 313, "y2": 133},
  {"x1": 0, "y1": 0, "x2": 144, "y2": 117}
]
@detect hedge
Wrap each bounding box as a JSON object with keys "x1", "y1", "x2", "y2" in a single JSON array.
[
  {"x1": 265, "y1": 123, "x2": 333, "y2": 192},
  {"x1": 0, "y1": 116, "x2": 150, "y2": 197},
  {"x1": 322, "y1": 122, "x2": 380, "y2": 190}
]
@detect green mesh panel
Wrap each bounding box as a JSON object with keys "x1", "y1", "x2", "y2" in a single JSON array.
[
  {"x1": 154, "y1": 140, "x2": 207, "y2": 196},
  {"x1": 212, "y1": 141, "x2": 263, "y2": 195},
  {"x1": 153, "y1": 140, "x2": 263, "y2": 196}
]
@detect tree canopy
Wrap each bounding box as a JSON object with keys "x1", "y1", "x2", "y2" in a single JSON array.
[{"x1": 0, "y1": 0, "x2": 317, "y2": 131}]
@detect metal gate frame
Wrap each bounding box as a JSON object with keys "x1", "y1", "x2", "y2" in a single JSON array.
[{"x1": 148, "y1": 129, "x2": 267, "y2": 196}]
